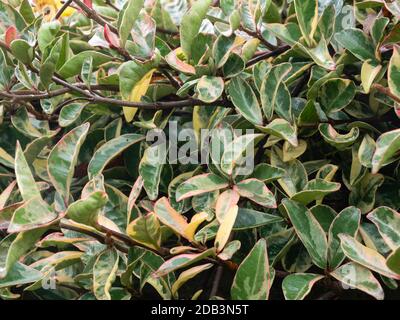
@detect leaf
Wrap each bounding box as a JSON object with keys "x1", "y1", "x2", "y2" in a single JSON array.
[
  {"x1": 371, "y1": 129, "x2": 400, "y2": 174},
  {"x1": 234, "y1": 178, "x2": 277, "y2": 208},
  {"x1": 214, "y1": 204, "x2": 238, "y2": 252},
  {"x1": 294, "y1": 0, "x2": 318, "y2": 47},
  {"x1": 58, "y1": 51, "x2": 113, "y2": 78},
  {"x1": 334, "y1": 28, "x2": 377, "y2": 62},
  {"x1": 180, "y1": 0, "x2": 212, "y2": 60},
  {"x1": 282, "y1": 273, "x2": 324, "y2": 300},
  {"x1": 215, "y1": 189, "x2": 240, "y2": 223},
  {"x1": 261, "y1": 119, "x2": 298, "y2": 147},
  {"x1": 367, "y1": 207, "x2": 400, "y2": 250},
  {"x1": 93, "y1": 248, "x2": 119, "y2": 300},
  {"x1": 328, "y1": 207, "x2": 361, "y2": 270},
  {"x1": 386, "y1": 247, "x2": 400, "y2": 274},
  {"x1": 154, "y1": 248, "x2": 215, "y2": 277},
  {"x1": 15, "y1": 142, "x2": 41, "y2": 201},
  {"x1": 124, "y1": 68, "x2": 155, "y2": 122},
  {"x1": 339, "y1": 234, "x2": 400, "y2": 279},
  {"x1": 196, "y1": 76, "x2": 224, "y2": 103},
  {"x1": 59, "y1": 103, "x2": 86, "y2": 127},
  {"x1": 260, "y1": 63, "x2": 292, "y2": 121},
  {"x1": 165, "y1": 48, "x2": 196, "y2": 74},
  {"x1": 118, "y1": 0, "x2": 144, "y2": 47},
  {"x1": 221, "y1": 133, "x2": 263, "y2": 176},
  {"x1": 10, "y1": 39, "x2": 33, "y2": 64},
  {"x1": 171, "y1": 263, "x2": 213, "y2": 298},
  {"x1": 388, "y1": 45, "x2": 400, "y2": 99},
  {"x1": 249, "y1": 164, "x2": 285, "y2": 183},
  {"x1": 176, "y1": 173, "x2": 228, "y2": 202},
  {"x1": 65, "y1": 191, "x2": 108, "y2": 226},
  {"x1": 231, "y1": 239, "x2": 272, "y2": 300},
  {"x1": 233, "y1": 208, "x2": 283, "y2": 230},
  {"x1": 212, "y1": 35, "x2": 236, "y2": 68},
  {"x1": 361, "y1": 59, "x2": 382, "y2": 94},
  {"x1": 184, "y1": 211, "x2": 208, "y2": 241},
  {"x1": 331, "y1": 262, "x2": 384, "y2": 300},
  {"x1": 349, "y1": 172, "x2": 384, "y2": 214},
  {"x1": 38, "y1": 21, "x2": 61, "y2": 53},
  {"x1": 318, "y1": 78, "x2": 356, "y2": 114},
  {"x1": 227, "y1": 77, "x2": 263, "y2": 126},
  {"x1": 282, "y1": 199, "x2": 328, "y2": 269},
  {"x1": 139, "y1": 140, "x2": 167, "y2": 200},
  {"x1": 0, "y1": 262, "x2": 42, "y2": 289},
  {"x1": 88, "y1": 133, "x2": 144, "y2": 178},
  {"x1": 154, "y1": 197, "x2": 189, "y2": 240},
  {"x1": 291, "y1": 178, "x2": 341, "y2": 205},
  {"x1": 319, "y1": 124, "x2": 359, "y2": 149},
  {"x1": 48, "y1": 123, "x2": 90, "y2": 202},
  {"x1": 7, "y1": 196, "x2": 57, "y2": 233},
  {"x1": 126, "y1": 213, "x2": 161, "y2": 251}
]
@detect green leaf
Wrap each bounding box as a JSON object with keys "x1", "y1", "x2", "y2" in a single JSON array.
[
  {"x1": 389, "y1": 45, "x2": 400, "y2": 99},
  {"x1": 139, "y1": 140, "x2": 167, "y2": 200},
  {"x1": 59, "y1": 51, "x2": 113, "y2": 78},
  {"x1": 7, "y1": 196, "x2": 57, "y2": 233},
  {"x1": 282, "y1": 199, "x2": 328, "y2": 269},
  {"x1": 291, "y1": 178, "x2": 341, "y2": 205},
  {"x1": 339, "y1": 234, "x2": 400, "y2": 279},
  {"x1": 386, "y1": 247, "x2": 400, "y2": 274},
  {"x1": 349, "y1": 172, "x2": 384, "y2": 214},
  {"x1": 331, "y1": 262, "x2": 384, "y2": 300},
  {"x1": 294, "y1": 0, "x2": 318, "y2": 46},
  {"x1": 118, "y1": 0, "x2": 144, "y2": 47},
  {"x1": 328, "y1": 207, "x2": 361, "y2": 270},
  {"x1": 249, "y1": 163, "x2": 285, "y2": 183},
  {"x1": 15, "y1": 142, "x2": 41, "y2": 201},
  {"x1": 48, "y1": 123, "x2": 90, "y2": 202},
  {"x1": 93, "y1": 248, "x2": 119, "y2": 300},
  {"x1": 220, "y1": 133, "x2": 263, "y2": 175},
  {"x1": 180, "y1": 0, "x2": 212, "y2": 60},
  {"x1": 262, "y1": 119, "x2": 298, "y2": 147},
  {"x1": 234, "y1": 178, "x2": 277, "y2": 208},
  {"x1": 227, "y1": 77, "x2": 263, "y2": 126},
  {"x1": 126, "y1": 213, "x2": 161, "y2": 251},
  {"x1": 10, "y1": 39, "x2": 33, "y2": 64},
  {"x1": 282, "y1": 273, "x2": 324, "y2": 300},
  {"x1": 361, "y1": 59, "x2": 382, "y2": 94},
  {"x1": 233, "y1": 208, "x2": 283, "y2": 230},
  {"x1": 318, "y1": 78, "x2": 356, "y2": 114},
  {"x1": 319, "y1": 124, "x2": 359, "y2": 149},
  {"x1": 231, "y1": 239, "x2": 272, "y2": 300},
  {"x1": 196, "y1": 76, "x2": 224, "y2": 103},
  {"x1": 367, "y1": 207, "x2": 400, "y2": 250},
  {"x1": 260, "y1": 63, "x2": 292, "y2": 121},
  {"x1": 88, "y1": 134, "x2": 144, "y2": 178},
  {"x1": 214, "y1": 204, "x2": 238, "y2": 252},
  {"x1": 0, "y1": 262, "x2": 42, "y2": 289},
  {"x1": 154, "y1": 248, "x2": 215, "y2": 277},
  {"x1": 335, "y1": 28, "x2": 377, "y2": 62},
  {"x1": 38, "y1": 21, "x2": 61, "y2": 53},
  {"x1": 171, "y1": 263, "x2": 213, "y2": 298},
  {"x1": 371, "y1": 129, "x2": 400, "y2": 174},
  {"x1": 65, "y1": 191, "x2": 108, "y2": 226},
  {"x1": 59, "y1": 103, "x2": 86, "y2": 127}
]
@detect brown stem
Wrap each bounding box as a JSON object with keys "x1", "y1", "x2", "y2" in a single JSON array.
[
  {"x1": 246, "y1": 45, "x2": 291, "y2": 67},
  {"x1": 54, "y1": 0, "x2": 73, "y2": 19},
  {"x1": 209, "y1": 265, "x2": 223, "y2": 298},
  {"x1": 372, "y1": 83, "x2": 400, "y2": 104}
]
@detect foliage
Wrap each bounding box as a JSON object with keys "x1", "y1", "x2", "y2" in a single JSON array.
[{"x1": 0, "y1": 0, "x2": 400, "y2": 300}]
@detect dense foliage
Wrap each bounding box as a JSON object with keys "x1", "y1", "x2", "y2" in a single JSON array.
[{"x1": 0, "y1": 0, "x2": 400, "y2": 300}]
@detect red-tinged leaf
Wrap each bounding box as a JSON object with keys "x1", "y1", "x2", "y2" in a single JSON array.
[
  {"x1": 5, "y1": 26, "x2": 18, "y2": 46},
  {"x1": 104, "y1": 24, "x2": 119, "y2": 49}
]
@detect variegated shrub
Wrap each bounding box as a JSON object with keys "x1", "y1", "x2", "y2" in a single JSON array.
[{"x1": 0, "y1": 0, "x2": 400, "y2": 301}]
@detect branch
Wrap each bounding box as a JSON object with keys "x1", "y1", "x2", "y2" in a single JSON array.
[
  {"x1": 246, "y1": 45, "x2": 291, "y2": 67},
  {"x1": 55, "y1": 0, "x2": 74, "y2": 20},
  {"x1": 373, "y1": 83, "x2": 400, "y2": 104},
  {"x1": 209, "y1": 265, "x2": 223, "y2": 298}
]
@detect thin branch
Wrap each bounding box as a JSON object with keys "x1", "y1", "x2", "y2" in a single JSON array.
[
  {"x1": 373, "y1": 83, "x2": 400, "y2": 104},
  {"x1": 209, "y1": 265, "x2": 223, "y2": 298},
  {"x1": 240, "y1": 26, "x2": 277, "y2": 51},
  {"x1": 55, "y1": 0, "x2": 73, "y2": 19},
  {"x1": 246, "y1": 45, "x2": 291, "y2": 67}
]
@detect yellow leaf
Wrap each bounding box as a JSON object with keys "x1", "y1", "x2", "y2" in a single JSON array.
[
  {"x1": 123, "y1": 68, "x2": 155, "y2": 122},
  {"x1": 184, "y1": 211, "x2": 208, "y2": 241},
  {"x1": 214, "y1": 204, "x2": 238, "y2": 253}
]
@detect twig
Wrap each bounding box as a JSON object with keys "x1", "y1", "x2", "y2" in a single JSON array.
[
  {"x1": 373, "y1": 83, "x2": 400, "y2": 104},
  {"x1": 55, "y1": 0, "x2": 73, "y2": 19},
  {"x1": 246, "y1": 45, "x2": 291, "y2": 67},
  {"x1": 209, "y1": 265, "x2": 223, "y2": 298}
]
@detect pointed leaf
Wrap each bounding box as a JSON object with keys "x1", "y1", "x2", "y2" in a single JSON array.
[
  {"x1": 367, "y1": 207, "x2": 400, "y2": 250},
  {"x1": 282, "y1": 273, "x2": 324, "y2": 300}
]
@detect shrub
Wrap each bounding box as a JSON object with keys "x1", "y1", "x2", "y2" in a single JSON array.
[{"x1": 0, "y1": 0, "x2": 399, "y2": 301}]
